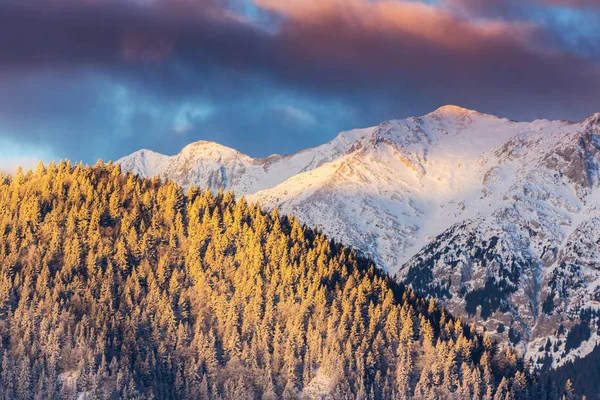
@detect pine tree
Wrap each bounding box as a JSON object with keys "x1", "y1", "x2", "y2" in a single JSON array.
[
  {"x1": 16, "y1": 357, "x2": 31, "y2": 400},
  {"x1": 563, "y1": 379, "x2": 575, "y2": 400}
]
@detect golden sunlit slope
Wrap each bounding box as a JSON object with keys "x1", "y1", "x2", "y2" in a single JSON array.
[{"x1": 0, "y1": 161, "x2": 567, "y2": 399}]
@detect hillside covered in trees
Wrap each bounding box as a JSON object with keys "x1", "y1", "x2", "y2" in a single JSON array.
[{"x1": 0, "y1": 161, "x2": 580, "y2": 399}]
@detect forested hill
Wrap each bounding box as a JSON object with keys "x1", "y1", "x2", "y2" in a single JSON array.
[{"x1": 0, "y1": 161, "x2": 575, "y2": 399}]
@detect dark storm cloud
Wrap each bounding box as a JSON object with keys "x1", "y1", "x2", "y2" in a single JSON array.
[
  {"x1": 0, "y1": 0, "x2": 274, "y2": 71},
  {"x1": 0, "y1": 0, "x2": 599, "y2": 166},
  {"x1": 1, "y1": 0, "x2": 598, "y2": 103}
]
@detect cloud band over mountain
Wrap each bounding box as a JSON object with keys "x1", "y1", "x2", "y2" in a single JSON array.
[{"x1": 0, "y1": 0, "x2": 599, "y2": 166}]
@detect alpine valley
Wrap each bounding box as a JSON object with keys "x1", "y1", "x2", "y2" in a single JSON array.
[{"x1": 119, "y1": 106, "x2": 600, "y2": 373}]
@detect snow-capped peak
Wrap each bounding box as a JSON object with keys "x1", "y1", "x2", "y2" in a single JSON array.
[
  {"x1": 179, "y1": 140, "x2": 245, "y2": 158},
  {"x1": 428, "y1": 104, "x2": 481, "y2": 116},
  {"x1": 117, "y1": 148, "x2": 170, "y2": 178},
  {"x1": 585, "y1": 111, "x2": 600, "y2": 125}
]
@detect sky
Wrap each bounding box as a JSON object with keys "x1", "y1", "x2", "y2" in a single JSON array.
[{"x1": 1, "y1": 0, "x2": 600, "y2": 170}]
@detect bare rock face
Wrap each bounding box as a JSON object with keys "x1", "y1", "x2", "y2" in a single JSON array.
[{"x1": 119, "y1": 106, "x2": 600, "y2": 369}]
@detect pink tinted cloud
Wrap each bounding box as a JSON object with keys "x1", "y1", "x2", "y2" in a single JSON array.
[
  {"x1": 257, "y1": 0, "x2": 544, "y2": 51},
  {"x1": 254, "y1": 0, "x2": 550, "y2": 76},
  {"x1": 257, "y1": 0, "x2": 538, "y2": 46},
  {"x1": 252, "y1": 0, "x2": 600, "y2": 118}
]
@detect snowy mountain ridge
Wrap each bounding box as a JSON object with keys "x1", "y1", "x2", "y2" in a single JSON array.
[{"x1": 118, "y1": 105, "x2": 600, "y2": 368}]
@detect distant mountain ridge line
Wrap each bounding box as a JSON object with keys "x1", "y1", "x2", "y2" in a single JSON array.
[
  {"x1": 123, "y1": 105, "x2": 600, "y2": 161},
  {"x1": 118, "y1": 105, "x2": 600, "y2": 372}
]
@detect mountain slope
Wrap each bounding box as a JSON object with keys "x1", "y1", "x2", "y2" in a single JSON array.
[
  {"x1": 0, "y1": 162, "x2": 546, "y2": 399},
  {"x1": 118, "y1": 106, "x2": 600, "y2": 370},
  {"x1": 396, "y1": 111, "x2": 600, "y2": 368}
]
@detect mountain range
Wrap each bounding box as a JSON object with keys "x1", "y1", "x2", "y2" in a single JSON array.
[{"x1": 118, "y1": 105, "x2": 600, "y2": 370}]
